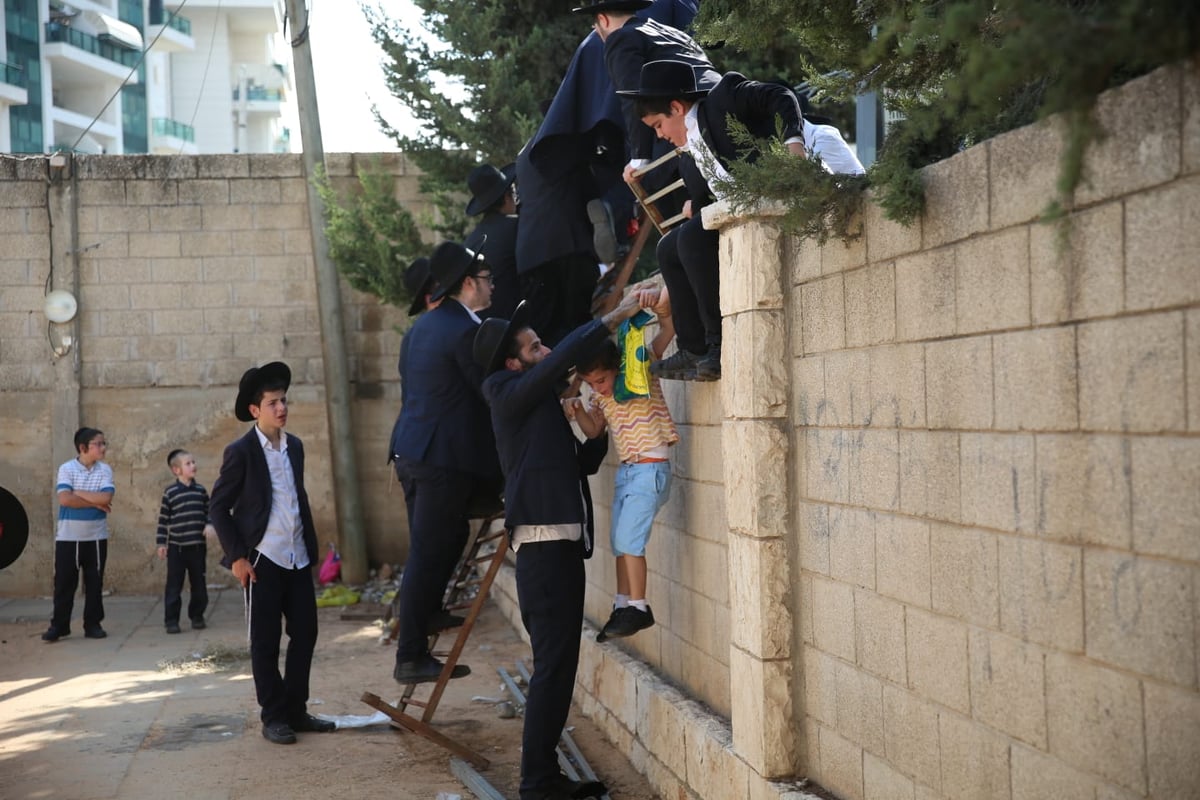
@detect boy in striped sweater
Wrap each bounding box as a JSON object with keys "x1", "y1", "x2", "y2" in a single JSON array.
[
  {"x1": 567, "y1": 285, "x2": 679, "y2": 640},
  {"x1": 156, "y1": 449, "x2": 212, "y2": 634}
]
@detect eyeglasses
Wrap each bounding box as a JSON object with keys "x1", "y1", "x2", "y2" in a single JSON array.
[{"x1": 473, "y1": 272, "x2": 495, "y2": 286}]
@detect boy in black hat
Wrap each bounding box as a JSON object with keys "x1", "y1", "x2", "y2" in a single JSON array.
[
  {"x1": 210, "y1": 361, "x2": 336, "y2": 744},
  {"x1": 464, "y1": 163, "x2": 522, "y2": 320}
]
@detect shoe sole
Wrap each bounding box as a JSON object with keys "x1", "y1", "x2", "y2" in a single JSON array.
[
  {"x1": 587, "y1": 199, "x2": 619, "y2": 264},
  {"x1": 394, "y1": 664, "x2": 471, "y2": 684}
]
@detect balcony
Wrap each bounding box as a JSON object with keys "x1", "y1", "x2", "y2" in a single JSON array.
[
  {"x1": 0, "y1": 61, "x2": 28, "y2": 106},
  {"x1": 43, "y1": 23, "x2": 142, "y2": 84},
  {"x1": 232, "y1": 84, "x2": 285, "y2": 114},
  {"x1": 146, "y1": 9, "x2": 195, "y2": 53},
  {"x1": 150, "y1": 116, "x2": 197, "y2": 154}
]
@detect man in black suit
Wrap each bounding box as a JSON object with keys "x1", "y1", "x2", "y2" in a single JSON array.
[
  {"x1": 389, "y1": 241, "x2": 503, "y2": 684},
  {"x1": 473, "y1": 292, "x2": 641, "y2": 800},
  {"x1": 464, "y1": 163, "x2": 521, "y2": 321},
  {"x1": 210, "y1": 361, "x2": 337, "y2": 744}
]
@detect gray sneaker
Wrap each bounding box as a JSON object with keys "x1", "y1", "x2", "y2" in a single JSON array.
[
  {"x1": 694, "y1": 345, "x2": 721, "y2": 381},
  {"x1": 649, "y1": 349, "x2": 704, "y2": 381},
  {"x1": 587, "y1": 199, "x2": 620, "y2": 264}
]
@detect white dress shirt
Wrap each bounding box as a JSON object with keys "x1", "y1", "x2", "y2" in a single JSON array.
[{"x1": 253, "y1": 426, "x2": 309, "y2": 570}]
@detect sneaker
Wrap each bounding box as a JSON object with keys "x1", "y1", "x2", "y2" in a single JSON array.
[
  {"x1": 603, "y1": 606, "x2": 656, "y2": 639},
  {"x1": 595, "y1": 608, "x2": 623, "y2": 643},
  {"x1": 166, "y1": 622, "x2": 182, "y2": 634},
  {"x1": 41, "y1": 626, "x2": 69, "y2": 643},
  {"x1": 587, "y1": 199, "x2": 620, "y2": 264},
  {"x1": 695, "y1": 344, "x2": 721, "y2": 381},
  {"x1": 649, "y1": 349, "x2": 704, "y2": 381},
  {"x1": 190, "y1": 618, "x2": 206, "y2": 630},
  {"x1": 84, "y1": 626, "x2": 107, "y2": 639}
]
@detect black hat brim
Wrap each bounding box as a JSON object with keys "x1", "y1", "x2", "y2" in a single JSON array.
[
  {"x1": 407, "y1": 275, "x2": 436, "y2": 316},
  {"x1": 234, "y1": 361, "x2": 292, "y2": 422},
  {"x1": 615, "y1": 87, "x2": 710, "y2": 100},
  {"x1": 430, "y1": 246, "x2": 486, "y2": 303},
  {"x1": 464, "y1": 164, "x2": 516, "y2": 217},
  {"x1": 0, "y1": 486, "x2": 30, "y2": 570},
  {"x1": 474, "y1": 300, "x2": 532, "y2": 376},
  {"x1": 570, "y1": 0, "x2": 653, "y2": 14}
]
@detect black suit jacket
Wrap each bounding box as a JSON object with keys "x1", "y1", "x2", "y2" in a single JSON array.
[
  {"x1": 466, "y1": 212, "x2": 521, "y2": 320},
  {"x1": 210, "y1": 427, "x2": 319, "y2": 570}
]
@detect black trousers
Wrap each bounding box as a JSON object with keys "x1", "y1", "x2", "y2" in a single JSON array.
[
  {"x1": 516, "y1": 539, "x2": 585, "y2": 797},
  {"x1": 51, "y1": 539, "x2": 107, "y2": 632},
  {"x1": 520, "y1": 254, "x2": 598, "y2": 347},
  {"x1": 393, "y1": 458, "x2": 478, "y2": 663},
  {"x1": 247, "y1": 555, "x2": 318, "y2": 725},
  {"x1": 164, "y1": 543, "x2": 208, "y2": 625},
  {"x1": 656, "y1": 214, "x2": 721, "y2": 354}
]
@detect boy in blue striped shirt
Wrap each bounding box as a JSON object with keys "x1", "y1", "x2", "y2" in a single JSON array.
[{"x1": 157, "y1": 449, "x2": 212, "y2": 634}]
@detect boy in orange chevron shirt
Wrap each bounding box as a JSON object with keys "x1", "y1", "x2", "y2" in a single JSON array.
[{"x1": 566, "y1": 284, "x2": 678, "y2": 641}]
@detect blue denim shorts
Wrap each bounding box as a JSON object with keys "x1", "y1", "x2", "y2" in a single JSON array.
[{"x1": 610, "y1": 460, "x2": 672, "y2": 557}]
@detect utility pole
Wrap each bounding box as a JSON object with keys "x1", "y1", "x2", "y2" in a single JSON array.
[{"x1": 284, "y1": 0, "x2": 368, "y2": 583}]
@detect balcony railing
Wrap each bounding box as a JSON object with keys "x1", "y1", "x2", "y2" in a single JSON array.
[
  {"x1": 149, "y1": 8, "x2": 192, "y2": 36},
  {"x1": 152, "y1": 117, "x2": 194, "y2": 142},
  {"x1": 44, "y1": 23, "x2": 140, "y2": 67},
  {"x1": 232, "y1": 86, "x2": 285, "y2": 102},
  {"x1": 1, "y1": 61, "x2": 24, "y2": 87}
]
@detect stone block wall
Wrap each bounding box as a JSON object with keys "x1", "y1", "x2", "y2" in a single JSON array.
[{"x1": 0, "y1": 152, "x2": 430, "y2": 595}]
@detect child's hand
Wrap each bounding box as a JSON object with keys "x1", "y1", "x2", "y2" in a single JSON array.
[
  {"x1": 561, "y1": 396, "x2": 583, "y2": 421},
  {"x1": 636, "y1": 285, "x2": 671, "y2": 319},
  {"x1": 203, "y1": 523, "x2": 217, "y2": 541},
  {"x1": 157, "y1": 545, "x2": 167, "y2": 560}
]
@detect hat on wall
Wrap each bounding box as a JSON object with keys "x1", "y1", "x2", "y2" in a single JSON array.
[
  {"x1": 615, "y1": 59, "x2": 711, "y2": 100},
  {"x1": 234, "y1": 361, "x2": 292, "y2": 422},
  {"x1": 402, "y1": 256, "x2": 435, "y2": 316},
  {"x1": 0, "y1": 486, "x2": 29, "y2": 570},
  {"x1": 428, "y1": 241, "x2": 486, "y2": 302},
  {"x1": 570, "y1": 0, "x2": 652, "y2": 15},
  {"x1": 473, "y1": 300, "x2": 532, "y2": 375},
  {"x1": 464, "y1": 163, "x2": 516, "y2": 217}
]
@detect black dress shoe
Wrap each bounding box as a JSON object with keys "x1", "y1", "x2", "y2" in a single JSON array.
[
  {"x1": 426, "y1": 611, "x2": 465, "y2": 634},
  {"x1": 166, "y1": 623, "x2": 182, "y2": 634},
  {"x1": 262, "y1": 721, "x2": 297, "y2": 745},
  {"x1": 190, "y1": 617, "x2": 207, "y2": 630},
  {"x1": 393, "y1": 655, "x2": 471, "y2": 685},
  {"x1": 83, "y1": 626, "x2": 108, "y2": 639},
  {"x1": 41, "y1": 626, "x2": 69, "y2": 642},
  {"x1": 291, "y1": 713, "x2": 336, "y2": 733},
  {"x1": 521, "y1": 773, "x2": 608, "y2": 800},
  {"x1": 604, "y1": 606, "x2": 655, "y2": 639}
]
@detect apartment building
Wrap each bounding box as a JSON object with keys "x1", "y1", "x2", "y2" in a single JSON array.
[{"x1": 0, "y1": 0, "x2": 294, "y2": 155}]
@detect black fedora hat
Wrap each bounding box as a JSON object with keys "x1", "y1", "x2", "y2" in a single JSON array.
[
  {"x1": 615, "y1": 59, "x2": 710, "y2": 100},
  {"x1": 465, "y1": 163, "x2": 516, "y2": 217},
  {"x1": 473, "y1": 300, "x2": 532, "y2": 375},
  {"x1": 0, "y1": 485, "x2": 29, "y2": 570},
  {"x1": 429, "y1": 241, "x2": 486, "y2": 302},
  {"x1": 234, "y1": 361, "x2": 291, "y2": 422},
  {"x1": 570, "y1": 0, "x2": 652, "y2": 14},
  {"x1": 403, "y1": 256, "x2": 435, "y2": 316}
]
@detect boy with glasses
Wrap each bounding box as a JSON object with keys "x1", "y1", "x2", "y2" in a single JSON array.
[{"x1": 44, "y1": 427, "x2": 115, "y2": 642}]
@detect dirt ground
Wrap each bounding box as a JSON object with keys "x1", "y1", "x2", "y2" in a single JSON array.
[{"x1": 0, "y1": 589, "x2": 660, "y2": 800}]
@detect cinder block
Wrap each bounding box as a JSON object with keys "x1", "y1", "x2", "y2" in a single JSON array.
[
  {"x1": 937, "y1": 712, "x2": 1012, "y2": 800},
  {"x1": 845, "y1": 264, "x2": 896, "y2": 348},
  {"x1": 1132, "y1": 437, "x2": 1200, "y2": 561},
  {"x1": 126, "y1": 180, "x2": 178, "y2": 206},
  {"x1": 864, "y1": 191, "x2": 922, "y2": 263},
  {"x1": 868, "y1": 344, "x2": 925, "y2": 428},
  {"x1": 278, "y1": 178, "x2": 309, "y2": 204},
  {"x1": 1, "y1": 233, "x2": 49, "y2": 259},
  {"x1": 248, "y1": 154, "x2": 303, "y2": 178},
  {"x1": 181, "y1": 231, "x2": 233, "y2": 258},
  {"x1": 83, "y1": 284, "x2": 131, "y2": 311},
  {"x1": 882, "y1": 684, "x2": 942, "y2": 790},
  {"x1": 804, "y1": 644, "x2": 839, "y2": 726},
  {"x1": 722, "y1": 312, "x2": 789, "y2": 419},
  {"x1": 835, "y1": 659, "x2": 886, "y2": 754},
  {"x1": 847, "y1": 429, "x2": 900, "y2": 511},
  {"x1": 993, "y1": 328, "x2": 1078, "y2": 430},
  {"x1": 799, "y1": 503, "x2": 831, "y2": 576},
  {"x1": 1084, "y1": 550, "x2": 1196, "y2": 687},
  {"x1": 959, "y1": 432, "x2": 1037, "y2": 533},
  {"x1": 930, "y1": 523, "x2": 999, "y2": 627},
  {"x1": 76, "y1": 180, "x2": 126, "y2": 206},
  {"x1": 229, "y1": 178, "x2": 282, "y2": 205},
  {"x1": 150, "y1": 257, "x2": 202, "y2": 283},
  {"x1": 956, "y1": 227, "x2": 1030, "y2": 334},
  {"x1": 801, "y1": 275, "x2": 846, "y2": 354},
  {"x1": 100, "y1": 310, "x2": 152, "y2": 337},
  {"x1": 0, "y1": 335, "x2": 48, "y2": 364},
  {"x1": 898, "y1": 430, "x2": 960, "y2": 521},
  {"x1": 968, "y1": 628, "x2": 1046, "y2": 747},
  {"x1": 1045, "y1": 653, "x2": 1146, "y2": 793},
  {"x1": 255, "y1": 255, "x2": 312, "y2": 282},
  {"x1": 1035, "y1": 434, "x2": 1132, "y2": 548},
  {"x1": 875, "y1": 513, "x2": 931, "y2": 609},
  {"x1": 1076, "y1": 65, "x2": 1181, "y2": 206},
  {"x1": 128, "y1": 232, "x2": 183, "y2": 260},
  {"x1": 862, "y1": 751, "x2": 916, "y2": 800},
  {"x1": 202, "y1": 308, "x2": 255, "y2": 335},
  {"x1": 728, "y1": 532, "x2": 791, "y2": 658},
  {"x1": 96, "y1": 205, "x2": 150, "y2": 232},
  {"x1": 829, "y1": 506, "x2": 876, "y2": 589},
  {"x1": 131, "y1": 335, "x2": 180, "y2": 362},
  {"x1": 805, "y1": 428, "x2": 850, "y2": 504},
  {"x1": 180, "y1": 333, "x2": 233, "y2": 360},
  {"x1": 817, "y1": 725, "x2": 865, "y2": 800},
  {"x1": 905, "y1": 606, "x2": 969, "y2": 713},
  {"x1": 793, "y1": 356, "x2": 825, "y2": 428},
  {"x1": 229, "y1": 230, "x2": 286, "y2": 257},
  {"x1": 721, "y1": 221, "x2": 784, "y2": 315},
  {"x1": 1144, "y1": 680, "x2": 1200, "y2": 799},
  {"x1": 989, "y1": 116, "x2": 1064, "y2": 228},
  {"x1": 98, "y1": 361, "x2": 154, "y2": 387},
  {"x1": 1190, "y1": 312, "x2": 1200, "y2": 432},
  {"x1": 922, "y1": 144, "x2": 990, "y2": 248},
  {"x1": 92, "y1": 256, "x2": 151, "y2": 283},
  {"x1": 998, "y1": 536, "x2": 1084, "y2": 652},
  {"x1": 201, "y1": 256, "x2": 255, "y2": 283},
  {"x1": 152, "y1": 309, "x2": 205, "y2": 336},
  {"x1": 855, "y1": 590, "x2": 907, "y2": 685},
  {"x1": 894, "y1": 248, "x2": 956, "y2": 342},
  {"x1": 1030, "y1": 202, "x2": 1123, "y2": 324},
  {"x1": 1010, "y1": 743, "x2": 1095, "y2": 800},
  {"x1": 730, "y1": 646, "x2": 795, "y2": 775},
  {"x1": 1125, "y1": 177, "x2": 1200, "y2": 311},
  {"x1": 201, "y1": 204, "x2": 256, "y2": 231},
  {"x1": 722, "y1": 419, "x2": 788, "y2": 537},
  {"x1": 925, "y1": 336, "x2": 993, "y2": 430},
  {"x1": 823, "y1": 349, "x2": 869, "y2": 427},
  {"x1": 178, "y1": 179, "x2": 231, "y2": 205},
  {"x1": 812, "y1": 576, "x2": 856, "y2": 662}
]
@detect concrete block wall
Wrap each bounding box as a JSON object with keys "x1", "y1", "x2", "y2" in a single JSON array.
[{"x1": 0, "y1": 152, "x2": 430, "y2": 596}]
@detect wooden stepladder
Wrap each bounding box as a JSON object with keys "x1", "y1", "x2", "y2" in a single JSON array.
[{"x1": 362, "y1": 512, "x2": 508, "y2": 769}]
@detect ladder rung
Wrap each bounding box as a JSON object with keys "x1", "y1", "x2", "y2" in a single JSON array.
[{"x1": 642, "y1": 178, "x2": 686, "y2": 205}]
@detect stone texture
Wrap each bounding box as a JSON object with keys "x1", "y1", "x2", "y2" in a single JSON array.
[
  {"x1": 882, "y1": 685, "x2": 942, "y2": 790},
  {"x1": 1125, "y1": 176, "x2": 1200, "y2": 311},
  {"x1": 1144, "y1": 680, "x2": 1200, "y2": 799},
  {"x1": 828, "y1": 506, "x2": 876, "y2": 590},
  {"x1": 993, "y1": 327, "x2": 1079, "y2": 431},
  {"x1": 1190, "y1": 311, "x2": 1200, "y2": 432},
  {"x1": 959, "y1": 432, "x2": 1037, "y2": 533},
  {"x1": 867, "y1": 344, "x2": 925, "y2": 429},
  {"x1": 998, "y1": 537, "x2": 1084, "y2": 653},
  {"x1": 817, "y1": 725, "x2": 865, "y2": 800},
  {"x1": 898, "y1": 431, "x2": 960, "y2": 521},
  {"x1": 799, "y1": 502, "x2": 831, "y2": 576},
  {"x1": 822, "y1": 227, "x2": 867, "y2": 275},
  {"x1": 722, "y1": 420, "x2": 788, "y2": 537},
  {"x1": 864, "y1": 191, "x2": 922, "y2": 263},
  {"x1": 812, "y1": 576, "x2": 856, "y2": 662},
  {"x1": 728, "y1": 533, "x2": 792, "y2": 659},
  {"x1": 1035, "y1": 434, "x2": 1132, "y2": 548},
  {"x1": 989, "y1": 116, "x2": 1065, "y2": 228},
  {"x1": 937, "y1": 712, "x2": 1012, "y2": 800},
  {"x1": 922, "y1": 144, "x2": 990, "y2": 248},
  {"x1": 804, "y1": 645, "x2": 838, "y2": 726},
  {"x1": 1010, "y1": 744, "x2": 1096, "y2": 800},
  {"x1": 874, "y1": 514, "x2": 931, "y2": 609},
  {"x1": 846, "y1": 429, "x2": 900, "y2": 511},
  {"x1": 925, "y1": 336, "x2": 993, "y2": 429},
  {"x1": 805, "y1": 428, "x2": 851, "y2": 505},
  {"x1": 637, "y1": 679, "x2": 688, "y2": 779},
  {"x1": 721, "y1": 221, "x2": 784, "y2": 314},
  {"x1": 823, "y1": 349, "x2": 869, "y2": 427},
  {"x1": 855, "y1": 591, "x2": 907, "y2": 685},
  {"x1": 1045, "y1": 653, "x2": 1146, "y2": 793},
  {"x1": 905, "y1": 607, "x2": 969, "y2": 713},
  {"x1": 1132, "y1": 437, "x2": 1200, "y2": 562},
  {"x1": 845, "y1": 263, "x2": 896, "y2": 348},
  {"x1": 729, "y1": 647, "x2": 796, "y2": 777},
  {"x1": 688, "y1": 717, "x2": 751, "y2": 798},
  {"x1": 862, "y1": 751, "x2": 916, "y2": 800},
  {"x1": 894, "y1": 248, "x2": 956, "y2": 342},
  {"x1": 1030, "y1": 201, "x2": 1124, "y2": 324},
  {"x1": 723, "y1": 312, "x2": 789, "y2": 419},
  {"x1": 968, "y1": 628, "x2": 1047, "y2": 747},
  {"x1": 793, "y1": 355, "x2": 825, "y2": 428},
  {"x1": 955, "y1": 227, "x2": 1031, "y2": 334},
  {"x1": 801, "y1": 275, "x2": 846, "y2": 354},
  {"x1": 1084, "y1": 550, "x2": 1196, "y2": 687},
  {"x1": 930, "y1": 524, "x2": 999, "y2": 627},
  {"x1": 834, "y1": 660, "x2": 886, "y2": 755}
]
